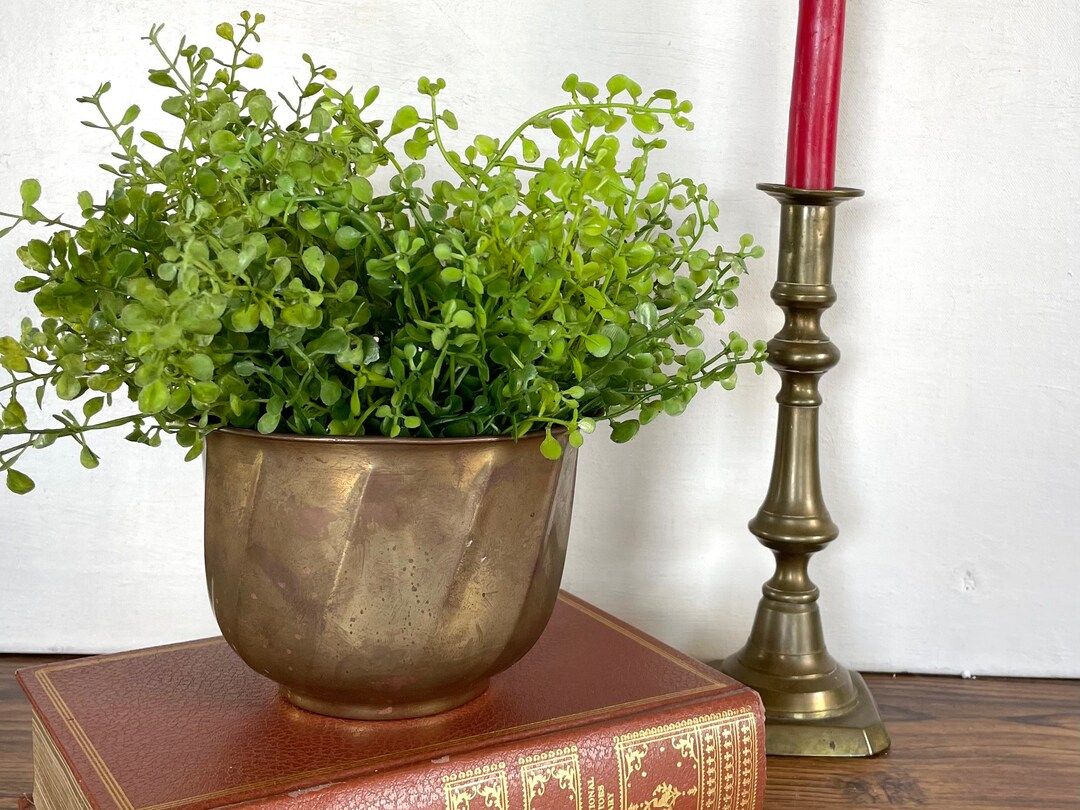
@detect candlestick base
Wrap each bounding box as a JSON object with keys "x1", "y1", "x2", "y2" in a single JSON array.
[
  {"x1": 767, "y1": 671, "x2": 889, "y2": 757},
  {"x1": 711, "y1": 655, "x2": 890, "y2": 757},
  {"x1": 710, "y1": 568, "x2": 890, "y2": 756}
]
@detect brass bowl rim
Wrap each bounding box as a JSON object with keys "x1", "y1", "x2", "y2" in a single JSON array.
[{"x1": 209, "y1": 424, "x2": 568, "y2": 446}]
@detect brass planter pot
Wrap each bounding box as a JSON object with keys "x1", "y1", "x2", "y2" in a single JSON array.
[{"x1": 203, "y1": 428, "x2": 578, "y2": 720}]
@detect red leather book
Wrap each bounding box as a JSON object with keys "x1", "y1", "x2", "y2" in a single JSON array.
[{"x1": 18, "y1": 591, "x2": 765, "y2": 809}]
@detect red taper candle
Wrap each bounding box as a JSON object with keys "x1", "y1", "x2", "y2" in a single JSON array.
[{"x1": 785, "y1": 0, "x2": 847, "y2": 189}]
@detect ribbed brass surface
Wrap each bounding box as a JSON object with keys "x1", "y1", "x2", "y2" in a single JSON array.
[
  {"x1": 715, "y1": 183, "x2": 890, "y2": 757},
  {"x1": 204, "y1": 428, "x2": 578, "y2": 719}
]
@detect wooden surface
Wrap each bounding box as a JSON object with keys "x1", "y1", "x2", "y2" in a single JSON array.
[
  {"x1": 1, "y1": 655, "x2": 1077, "y2": 808},
  {"x1": 765, "y1": 673, "x2": 1079, "y2": 808},
  {"x1": 0, "y1": 655, "x2": 70, "y2": 810}
]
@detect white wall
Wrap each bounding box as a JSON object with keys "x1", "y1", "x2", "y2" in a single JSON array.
[{"x1": 1, "y1": 0, "x2": 1077, "y2": 676}]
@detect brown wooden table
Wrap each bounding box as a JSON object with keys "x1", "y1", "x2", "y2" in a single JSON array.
[{"x1": 1, "y1": 655, "x2": 1077, "y2": 808}]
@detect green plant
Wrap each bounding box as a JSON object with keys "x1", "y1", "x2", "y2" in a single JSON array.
[{"x1": 0, "y1": 12, "x2": 766, "y2": 494}]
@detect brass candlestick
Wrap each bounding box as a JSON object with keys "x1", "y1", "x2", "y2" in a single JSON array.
[{"x1": 715, "y1": 183, "x2": 890, "y2": 757}]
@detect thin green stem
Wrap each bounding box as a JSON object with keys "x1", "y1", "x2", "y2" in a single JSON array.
[
  {"x1": 428, "y1": 96, "x2": 472, "y2": 186},
  {"x1": 0, "y1": 414, "x2": 144, "y2": 440},
  {"x1": 488, "y1": 100, "x2": 682, "y2": 170}
]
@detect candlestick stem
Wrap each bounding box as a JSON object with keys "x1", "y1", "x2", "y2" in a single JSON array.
[{"x1": 715, "y1": 183, "x2": 890, "y2": 757}]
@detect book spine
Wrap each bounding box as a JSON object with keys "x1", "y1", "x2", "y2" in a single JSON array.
[{"x1": 232, "y1": 688, "x2": 765, "y2": 810}]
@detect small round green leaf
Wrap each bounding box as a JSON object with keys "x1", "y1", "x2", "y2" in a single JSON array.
[
  {"x1": 19, "y1": 179, "x2": 41, "y2": 205},
  {"x1": 6, "y1": 469, "x2": 35, "y2": 494},
  {"x1": 349, "y1": 176, "x2": 373, "y2": 203},
  {"x1": 473, "y1": 134, "x2": 497, "y2": 157},
  {"x1": 80, "y1": 445, "x2": 100, "y2": 469},
  {"x1": 55, "y1": 372, "x2": 81, "y2": 401},
  {"x1": 208, "y1": 130, "x2": 239, "y2": 155},
  {"x1": 138, "y1": 380, "x2": 169, "y2": 414},
  {"x1": 82, "y1": 396, "x2": 105, "y2": 419},
  {"x1": 182, "y1": 353, "x2": 215, "y2": 381},
  {"x1": 451, "y1": 310, "x2": 475, "y2": 329},
  {"x1": 584, "y1": 333, "x2": 612, "y2": 358},
  {"x1": 391, "y1": 105, "x2": 419, "y2": 134},
  {"x1": 540, "y1": 432, "x2": 563, "y2": 460},
  {"x1": 257, "y1": 410, "x2": 280, "y2": 434},
  {"x1": 631, "y1": 113, "x2": 662, "y2": 134},
  {"x1": 610, "y1": 419, "x2": 640, "y2": 443},
  {"x1": 335, "y1": 226, "x2": 363, "y2": 250},
  {"x1": 192, "y1": 381, "x2": 220, "y2": 403}
]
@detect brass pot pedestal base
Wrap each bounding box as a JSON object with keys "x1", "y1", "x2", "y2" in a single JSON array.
[{"x1": 283, "y1": 680, "x2": 490, "y2": 720}]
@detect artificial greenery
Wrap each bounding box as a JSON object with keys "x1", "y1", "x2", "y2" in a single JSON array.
[{"x1": 0, "y1": 13, "x2": 766, "y2": 494}]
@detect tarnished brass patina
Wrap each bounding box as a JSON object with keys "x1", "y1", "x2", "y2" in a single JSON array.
[
  {"x1": 715, "y1": 184, "x2": 890, "y2": 757},
  {"x1": 204, "y1": 428, "x2": 578, "y2": 720}
]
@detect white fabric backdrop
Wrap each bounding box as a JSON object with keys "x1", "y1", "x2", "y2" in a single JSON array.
[{"x1": 1, "y1": 0, "x2": 1077, "y2": 675}]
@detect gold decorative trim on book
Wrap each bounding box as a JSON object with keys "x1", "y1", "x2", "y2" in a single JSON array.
[
  {"x1": 614, "y1": 710, "x2": 760, "y2": 810},
  {"x1": 31, "y1": 594, "x2": 734, "y2": 810},
  {"x1": 443, "y1": 763, "x2": 510, "y2": 810},
  {"x1": 519, "y1": 745, "x2": 582, "y2": 810}
]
